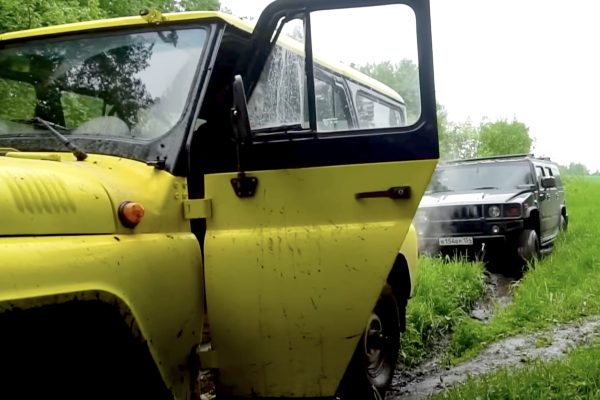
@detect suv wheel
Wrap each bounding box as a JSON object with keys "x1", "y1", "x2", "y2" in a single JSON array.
[
  {"x1": 518, "y1": 229, "x2": 540, "y2": 267},
  {"x1": 559, "y1": 214, "x2": 568, "y2": 232}
]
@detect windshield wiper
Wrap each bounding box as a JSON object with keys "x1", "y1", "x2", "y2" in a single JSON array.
[{"x1": 16, "y1": 117, "x2": 87, "y2": 161}]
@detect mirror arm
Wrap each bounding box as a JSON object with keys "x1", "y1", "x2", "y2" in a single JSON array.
[
  {"x1": 304, "y1": 12, "x2": 317, "y2": 132},
  {"x1": 230, "y1": 75, "x2": 259, "y2": 198}
]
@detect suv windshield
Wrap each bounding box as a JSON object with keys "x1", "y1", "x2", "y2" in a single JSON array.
[
  {"x1": 0, "y1": 27, "x2": 206, "y2": 151},
  {"x1": 428, "y1": 161, "x2": 534, "y2": 193}
]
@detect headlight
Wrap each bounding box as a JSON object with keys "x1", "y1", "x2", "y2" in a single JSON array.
[
  {"x1": 415, "y1": 210, "x2": 428, "y2": 222},
  {"x1": 467, "y1": 205, "x2": 480, "y2": 218},
  {"x1": 503, "y1": 203, "x2": 522, "y2": 218},
  {"x1": 488, "y1": 205, "x2": 501, "y2": 218}
]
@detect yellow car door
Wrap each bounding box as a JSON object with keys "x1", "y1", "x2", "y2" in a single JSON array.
[{"x1": 202, "y1": 0, "x2": 439, "y2": 397}]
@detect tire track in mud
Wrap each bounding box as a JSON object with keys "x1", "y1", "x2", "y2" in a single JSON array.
[
  {"x1": 387, "y1": 269, "x2": 600, "y2": 399},
  {"x1": 388, "y1": 317, "x2": 600, "y2": 399}
]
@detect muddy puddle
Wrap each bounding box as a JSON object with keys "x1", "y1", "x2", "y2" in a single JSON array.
[
  {"x1": 387, "y1": 267, "x2": 600, "y2": 400},
  {"x1": 470, "y1": 271, "x2": 518, "y2": 322}
]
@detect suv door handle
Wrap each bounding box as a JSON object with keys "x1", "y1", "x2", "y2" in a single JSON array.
[{"x1": 355, "y1": 186, "x2": 411, "y2": 200}]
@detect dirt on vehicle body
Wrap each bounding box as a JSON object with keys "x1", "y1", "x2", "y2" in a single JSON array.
[{"x1": 0, "y1": 1, "x2": 439, "y2": 399}]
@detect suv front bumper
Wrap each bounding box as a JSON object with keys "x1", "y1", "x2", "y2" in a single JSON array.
[{"x1": 416, "y1": 219, "x2": 524, "y2": 257}]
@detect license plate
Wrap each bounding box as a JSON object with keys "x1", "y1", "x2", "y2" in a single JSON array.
[{"x1": 439, "y1": 237, "x2": 473, "y2": 246}]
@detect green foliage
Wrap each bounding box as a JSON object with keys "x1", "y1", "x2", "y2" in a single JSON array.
[
  {"x1": 449, "y1": 177, "x2": 600, "y2": 361},
  {"x1": 357, "y1": 60, "x2": 421, "y2": 124},
  {"x1": 438, "y1": 118, "x2": 533, "y2": 161},
  {"x1": 439, "y1": 121, "x2": 480, "y2": 160},
  {"x1": 0, "y1": 79, "x2": 35, "y2": 121},
  {"x1": 0, "y1": 0, "x2": 220, "y2": 33},
  {"x1": 560, "y1": 162, "x2": 590, "y2": 176},
  {"x1": 401, "y1": 256, "x2": 486, "y2": 366},
  {"x1": 433, "y1": 341, "x2": 600, "y2": 399},
  {"x1": 477, "y1": 119, "x2": 532, "y2": 157}
]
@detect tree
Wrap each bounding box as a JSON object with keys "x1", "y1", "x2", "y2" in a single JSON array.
[
  {"x1": 477, "y1": 119, "x2": 532, "y2": 157},
  {"x1": 357, "y1": 60, "x2": 421, "y2": 124},
  {"x1": 440, "y1": 121, "x2": 480, "y2": 160},
  {"x1": 560, "y1": 162, "x2": 590, "y2": 176},
  {"x1": 0, "y1": 0, "x2": 220, "y2": 33}
]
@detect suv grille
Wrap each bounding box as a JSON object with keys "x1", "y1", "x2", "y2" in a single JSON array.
[{"x1": 427, "y1": 205, "x2": 481, "y2": 221}]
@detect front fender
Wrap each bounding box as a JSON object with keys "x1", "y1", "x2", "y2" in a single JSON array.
[
  {"x1": 400, "y1": 223, "x2": 418, "y2": 297},
  {"x1": 0, "y1": 233, "x2": 203, "y2": 400}
]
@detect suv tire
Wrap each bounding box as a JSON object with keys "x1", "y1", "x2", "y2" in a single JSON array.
[{"x1": 518, "y1": 228, "x2": 540, "y2": 267}]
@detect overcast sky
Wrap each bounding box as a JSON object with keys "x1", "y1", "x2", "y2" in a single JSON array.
[{"x1": 221, "y1": 0, "x2": 600, "y2": 172}]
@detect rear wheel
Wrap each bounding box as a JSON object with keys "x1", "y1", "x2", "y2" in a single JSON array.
[
  {"x1": 337, "y1": 284, "x2": 401, "y2": 399},
  {"x1": 559, "y1": 214, "x2": 567, "y2": 232}
]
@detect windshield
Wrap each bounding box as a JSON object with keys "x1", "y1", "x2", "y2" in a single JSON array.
[
  {"x1": 0, "y1": 27, "x2": 206, "y2": 146},
  {"x1": 427, "y1": 161, "x2": 534, "y2": 193}
]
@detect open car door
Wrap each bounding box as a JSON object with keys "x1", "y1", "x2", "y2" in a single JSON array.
[{"x1": 203, "y1": 0, "x2": 439, "y2": 397}]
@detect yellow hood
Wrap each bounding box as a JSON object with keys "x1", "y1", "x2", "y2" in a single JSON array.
[{"x1": 0, "y1": 155, "x2": 115, "y2": 235}]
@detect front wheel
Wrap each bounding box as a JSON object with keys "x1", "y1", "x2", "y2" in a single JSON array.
[
  {"x1": 518, "y1": 229, "x2": 540, "y2": 269},
  {"x1": 337, "y1": 284, "x2": 401, "y2": 399}
]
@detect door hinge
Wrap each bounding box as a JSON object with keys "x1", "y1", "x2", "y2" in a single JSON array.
[
  {"x1": 183, "y1": 199, "x2": 212, "y2": 219},
  {"x1": 231, "y1": 172, "x2": 258, "y2": 198}
]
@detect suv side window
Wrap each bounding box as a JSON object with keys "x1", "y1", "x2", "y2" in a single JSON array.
[
  {"x1": 550, "y1": 165, "x2": 563, "y2": 188},
  {"x1": 535, "y1": 166, "x2": 545, "y2": 184}
]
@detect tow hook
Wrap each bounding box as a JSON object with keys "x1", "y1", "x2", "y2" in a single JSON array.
[{"x1": 477, "y1": 243, "x2": 486, "y2": 261}]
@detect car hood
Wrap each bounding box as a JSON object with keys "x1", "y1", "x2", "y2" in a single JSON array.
[
  {"x1": 0, "y1": 155, "x2": 116, "y2": 235},
  {"x1": 419, "y1": 189, "x2": 529, "y2": 208}
]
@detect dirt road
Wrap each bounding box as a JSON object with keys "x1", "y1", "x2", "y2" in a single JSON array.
[{"x1": 387, "y1": 270, "x2": 600, "y2": 399}]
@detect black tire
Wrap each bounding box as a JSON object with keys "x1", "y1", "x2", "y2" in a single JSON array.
[
  {"x1": 337, "y1": 284, "x2": 401, "y2": 399},
  {"x1": 518, "y1": 229, "x2": 541, "y2": 268}
]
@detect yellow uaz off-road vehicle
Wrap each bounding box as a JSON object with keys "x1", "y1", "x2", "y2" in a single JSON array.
[{"x1": 0, "y1": 1, "x2": 438, "y2": 398}]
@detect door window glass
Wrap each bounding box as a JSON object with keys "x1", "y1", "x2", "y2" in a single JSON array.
[{"x1": 315, "y1": 77, "x2": 351, "y2": 131}]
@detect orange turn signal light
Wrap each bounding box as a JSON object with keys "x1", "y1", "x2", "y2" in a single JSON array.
[{"x1": 118, "y1": 201, "x2": 145, "y2": 228}]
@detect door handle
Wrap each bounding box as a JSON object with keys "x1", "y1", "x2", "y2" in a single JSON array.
[{"x1": 355, "y1": 186, "x2": 411, "y2": 200}]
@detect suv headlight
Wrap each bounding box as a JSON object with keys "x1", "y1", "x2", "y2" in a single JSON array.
[
  {"x1": 487, "y1": 205, "x2": 501, "y2": 218},
  {"x1": 503, "y1": 203, "x2": 522, "y2": 218}
]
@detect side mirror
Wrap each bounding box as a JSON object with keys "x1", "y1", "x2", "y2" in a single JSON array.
[
  {"x1": 231, "y1": 74, "x2": 251, "y2": 145},
  {"x1": 541, "y1": 176, "x2": 556, "y2": 189}
]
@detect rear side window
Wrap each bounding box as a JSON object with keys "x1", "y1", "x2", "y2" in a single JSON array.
[
  {"x1": 315, "y1": 77, "x2": 352, "y2": 131},
  {"x1": 355, "y1": 92, "x2": 403, "y2": 129},
  {"x1": 550, "y1": 165, "x2": 563, "y2": 187}
]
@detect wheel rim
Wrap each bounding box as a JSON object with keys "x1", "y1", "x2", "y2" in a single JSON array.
[{"x1": 364, "y1": 313, "x2": 386, "y2": 380}]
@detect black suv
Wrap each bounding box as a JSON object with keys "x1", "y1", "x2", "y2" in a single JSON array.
[{"x1": 414, "y1": 154, "x2": 568, "y2": 266}]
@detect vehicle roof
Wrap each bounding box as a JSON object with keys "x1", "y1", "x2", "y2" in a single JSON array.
[
  {"x1": 0, "y1": 11, "x2": 404, "y2": 103},
  {"x1": 440, "y1": 154, "x2": 556, "y2": 167}
]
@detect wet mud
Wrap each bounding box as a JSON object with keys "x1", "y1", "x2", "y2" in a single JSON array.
[
  {"x1": 470, "y1": 270, "x2": 518, "y2": 322},
  {"x1": 388, "y1": 269, "x2": 600, "y2": 399}
]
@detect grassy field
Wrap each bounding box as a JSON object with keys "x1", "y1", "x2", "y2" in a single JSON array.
[
  {"x1": 401, "y1": 175, "x2": 600, "y2": 397},
  {"x1": 400, "y1": 257, "x2": 485, "y2": 366},
  {"x1": 433, "y1": 340, "x2": 600, "y2": 399},
  {"x1": 449, "y1": 176, "x2": 600, "y2": 360}
]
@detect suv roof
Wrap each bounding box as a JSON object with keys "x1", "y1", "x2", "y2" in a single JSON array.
[{"x1": 441, "y1": 153, "x2": 556, "y2": 166}]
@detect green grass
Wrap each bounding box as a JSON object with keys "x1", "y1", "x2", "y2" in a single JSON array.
[
  {"x1": 398, "y1": 176, "x2": 600, "y2": 397},
  {"x1": 448, "y1": 176, "x2": 600, "y2": 361},
  {"x1": 400, "y1": 256, "x2": 486, "y2": 366},
  {"x1": 432, "y1": 341, "x2": 600, "y2": 400}
]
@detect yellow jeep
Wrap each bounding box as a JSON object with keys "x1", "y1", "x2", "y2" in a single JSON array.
[{"x1": 0, "y1": 1, "x2": 438, "y2": 398}]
